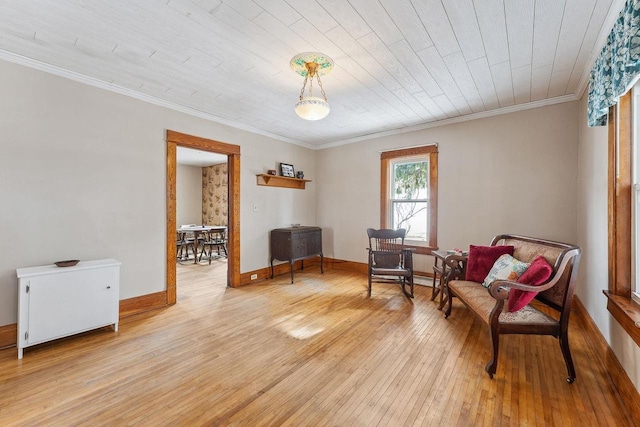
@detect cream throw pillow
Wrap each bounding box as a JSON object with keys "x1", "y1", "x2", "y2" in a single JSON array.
[{"x1": 482, "y1": 254, "x2": 530, "y2": 288}]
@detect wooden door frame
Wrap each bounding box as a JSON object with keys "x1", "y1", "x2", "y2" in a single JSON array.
[{"x1": 166, "y1": 130, "x2": 240, "y2": 304}]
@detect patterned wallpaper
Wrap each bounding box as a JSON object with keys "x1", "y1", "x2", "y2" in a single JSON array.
[{"x1": 202, "y1": 163, "x2": 228, "y2": 226}]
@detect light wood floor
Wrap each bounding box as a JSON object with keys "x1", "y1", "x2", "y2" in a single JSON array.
[{"x1": 0, "y1": 262, "x2": 634, "y2": 426}]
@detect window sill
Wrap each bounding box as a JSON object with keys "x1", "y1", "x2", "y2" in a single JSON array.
[{"x1": 603, "y1": 290, "x2": 640, "y2": 347}]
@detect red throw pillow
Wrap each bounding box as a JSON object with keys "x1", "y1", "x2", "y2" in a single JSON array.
[
  {"x1": 465, "y1": 245, "x2": 514, "y2": 283},
  {"x1": 508, "y1": 255, "x2": 554, "y2": 312}
]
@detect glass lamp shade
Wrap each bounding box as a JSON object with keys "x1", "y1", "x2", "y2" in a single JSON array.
[{"x1": 295, "y1": 96, "x2": 330, "y2": 120}]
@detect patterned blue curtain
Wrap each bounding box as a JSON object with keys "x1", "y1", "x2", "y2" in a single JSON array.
[{"x1": 588, "y1": 0, "x2": 640, "y2": 126}]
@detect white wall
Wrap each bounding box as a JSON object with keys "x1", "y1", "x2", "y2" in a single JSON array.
[
  {"x1": 316, "y1": 102, "x2": 580, "y2": 273},
  {"x1": 0, "y1": 59, "x2": 316, "y2": 327},
  {"x1": 577, "y1": 92, "x2": 640, "y2": 391},
  {"x1": 176, "y1": 164, "x2": 202, "y2": 226}
]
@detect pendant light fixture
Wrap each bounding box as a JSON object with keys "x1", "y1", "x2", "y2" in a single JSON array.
[{"x1": 290, "y1": 52, "x2": 334, "y2": 121}]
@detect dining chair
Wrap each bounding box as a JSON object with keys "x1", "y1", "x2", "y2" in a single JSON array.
[
  {"x1": 199, "y1": 229, "x2": 228, "y2": 264},
  {"x1": 176, "y1": 231, "x2": 195, "y2": 262}
]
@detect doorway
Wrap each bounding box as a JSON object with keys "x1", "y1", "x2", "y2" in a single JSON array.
[{"x1": 166, "y1": 130, "x2": 240, "y2": 305}]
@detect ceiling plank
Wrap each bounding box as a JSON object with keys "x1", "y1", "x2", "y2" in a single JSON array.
[
  {"x1": 416, "y1": 46, "x2": 463, "y2": 100},
  {"x1": 253, "y1": 0, "x2": 301, "y2": 26},
  {"x1": 512, "y1": 65, "x2": 532, "y2": 104},
  {"x1": 474, "y1": 0, "x2": 509, "y2": 66},
  {"x1": 348, "y1": 0, "x2": 404, "y2": 46},
  {"x1": 491, "y1": 61, "x2": 515, "y2": 107},
  {"x1": 505, "y1": 0, "x2": 534, "y2": 69},
  {"x1": 379, "y1": 0, "x2": 433, "y2": 51},
  {"x1": 442, "y1": 0, "x2": 486, "y2": 62},
  {"x1": 442, "y1": 51, "x2": 485, "y2": 113},
  {"x1": 412, "y1": 0, "x2": 460, "y2": 57},
  {"x1": 316, "y1": 0, "x2": 372, "y2": 40},
  {"x1": 468, "y1": 57, "x2": 500, "y2": 110}
]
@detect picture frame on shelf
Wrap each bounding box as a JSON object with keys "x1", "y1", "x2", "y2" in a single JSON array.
[{"x1": 280, "y1": 163, "x2": 295, "y2": 177}]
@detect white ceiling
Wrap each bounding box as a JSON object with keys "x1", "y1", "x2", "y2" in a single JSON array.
[
  {"x1": 0, "y1": 0, "x2": 624, "y2": 148},
  {"x1": 177, "y1": 146, "x2": 227, "y2": 167}
]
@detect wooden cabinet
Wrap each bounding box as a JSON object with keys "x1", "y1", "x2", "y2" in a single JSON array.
[
  {"x1": 16, "y1": 259, "x2": 121, "y2": 359},
  {"x1": 270, "y1": 227, "x2": 323, "y2": 283}
]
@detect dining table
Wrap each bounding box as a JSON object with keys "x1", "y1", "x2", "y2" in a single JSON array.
[{"x1": 178, "y1": 225, "x2": 227, "y2": 264}]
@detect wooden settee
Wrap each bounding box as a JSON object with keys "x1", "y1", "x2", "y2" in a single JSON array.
[{"x1": 443, "y1": 234, "x2": 581, "y2": 382}]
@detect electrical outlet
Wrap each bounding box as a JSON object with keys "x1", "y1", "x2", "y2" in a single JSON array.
[{"x1": 250, "y1": 274, "x2": 258, "y2": 280}]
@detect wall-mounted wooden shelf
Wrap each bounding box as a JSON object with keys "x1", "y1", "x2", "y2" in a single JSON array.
[{"x1": 256, "y1": 174, "x2": 311, "y2": 189}]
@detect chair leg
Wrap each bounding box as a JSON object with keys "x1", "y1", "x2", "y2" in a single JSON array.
[
  {"x1": 199, "y1": 243, "x2": 210, "y2": 263},
  {"x1": 367, "y1": 273, "x2": 372, "y2": 297},
  {"x1": 444, "y1": 284, "x2": 453, "y2": 318},
  {"x1": 559, "y1": 331, "x2": 576, "y2": 383},
  {"x1": 404, "y1": 275, "x2": 414, "y2": 298},
  {"x1": 431, "y1": 268, "x2": 440, "y2": 301},
  {"x1": 201, "y1": 244, "x2": 211, "y2": 264},
  {"x1": 438, "y1": 286, "x2": 447, "y2": 311},
  {"x1": 485, "y1": 324, "x2": 499, "y2": 379}
]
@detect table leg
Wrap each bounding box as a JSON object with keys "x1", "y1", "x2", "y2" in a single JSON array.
[
  {"x1": 431, "y1": 257, "x2": 440, "y2": 301},
  {"x1": 290, "y1": 260, "x2": 294, "y2": 284}
]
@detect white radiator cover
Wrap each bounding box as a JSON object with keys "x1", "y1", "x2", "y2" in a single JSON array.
[{"x1": 16, "y1": 259, "x2": 121, "y2": 359}]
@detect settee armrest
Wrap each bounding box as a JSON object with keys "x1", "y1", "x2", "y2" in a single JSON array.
[
  {"x1": 443, "y1": 254, "x2": 467, "y2": 279},
  {"x1": 487, "y1": 278, "x2": 558, "y2": 300},
  {"x1": 487, "y1": 280, "x2": 532, "y2": 300}
]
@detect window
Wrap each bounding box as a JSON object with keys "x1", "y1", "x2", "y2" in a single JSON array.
[
  {"x1": 606, "y1": 88, "x2": 640, "y2": 347},
  {"x1": 633, "y1": 82, "x2": 640, "y2": 304},
  {"x1": 380, "y1": 145, "x2": 437, "y2": 254}
]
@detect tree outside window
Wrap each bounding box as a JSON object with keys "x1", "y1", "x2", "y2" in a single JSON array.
[{"x1": 391, "y1": 160, "x2": 429, "y2": 241}]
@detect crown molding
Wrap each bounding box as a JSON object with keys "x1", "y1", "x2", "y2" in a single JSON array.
[
  {"x1": 316, "y1": 94, "x2": 579, "y2": 150},
  {"x1": 0, "y1": 49, "x2": 314, "y2": 150}
]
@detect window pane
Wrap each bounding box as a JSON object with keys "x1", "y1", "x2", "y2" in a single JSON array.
[
  {"x1": 392, "y1": 201, "x2": 427, "y2": 241},
  {"x1": 392, "y1": 161, "x2": 429, "y2": 199}
]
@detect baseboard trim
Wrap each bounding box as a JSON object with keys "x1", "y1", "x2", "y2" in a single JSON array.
[
  {"x1": 119, "y1": 291, "x2": 168, "y2": 318},
  {"x1": 323, "y1": 257, "x2": 368, "y2": 274},
  {"x1": 0, "y1": 323, "x2": 17, "y2": 350},
  {"x1": 310, "y1": 257, "x2": 432, "y2": 278},
  {"x1": 573, "y1": 297, "x2": 640, "y2": 424},
  {"x1": 239, "y1": 260, "x2": 315, "y2": 286},
  {"x1": 238, "y1": 257, "x2": 365, "y2": 286}
]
